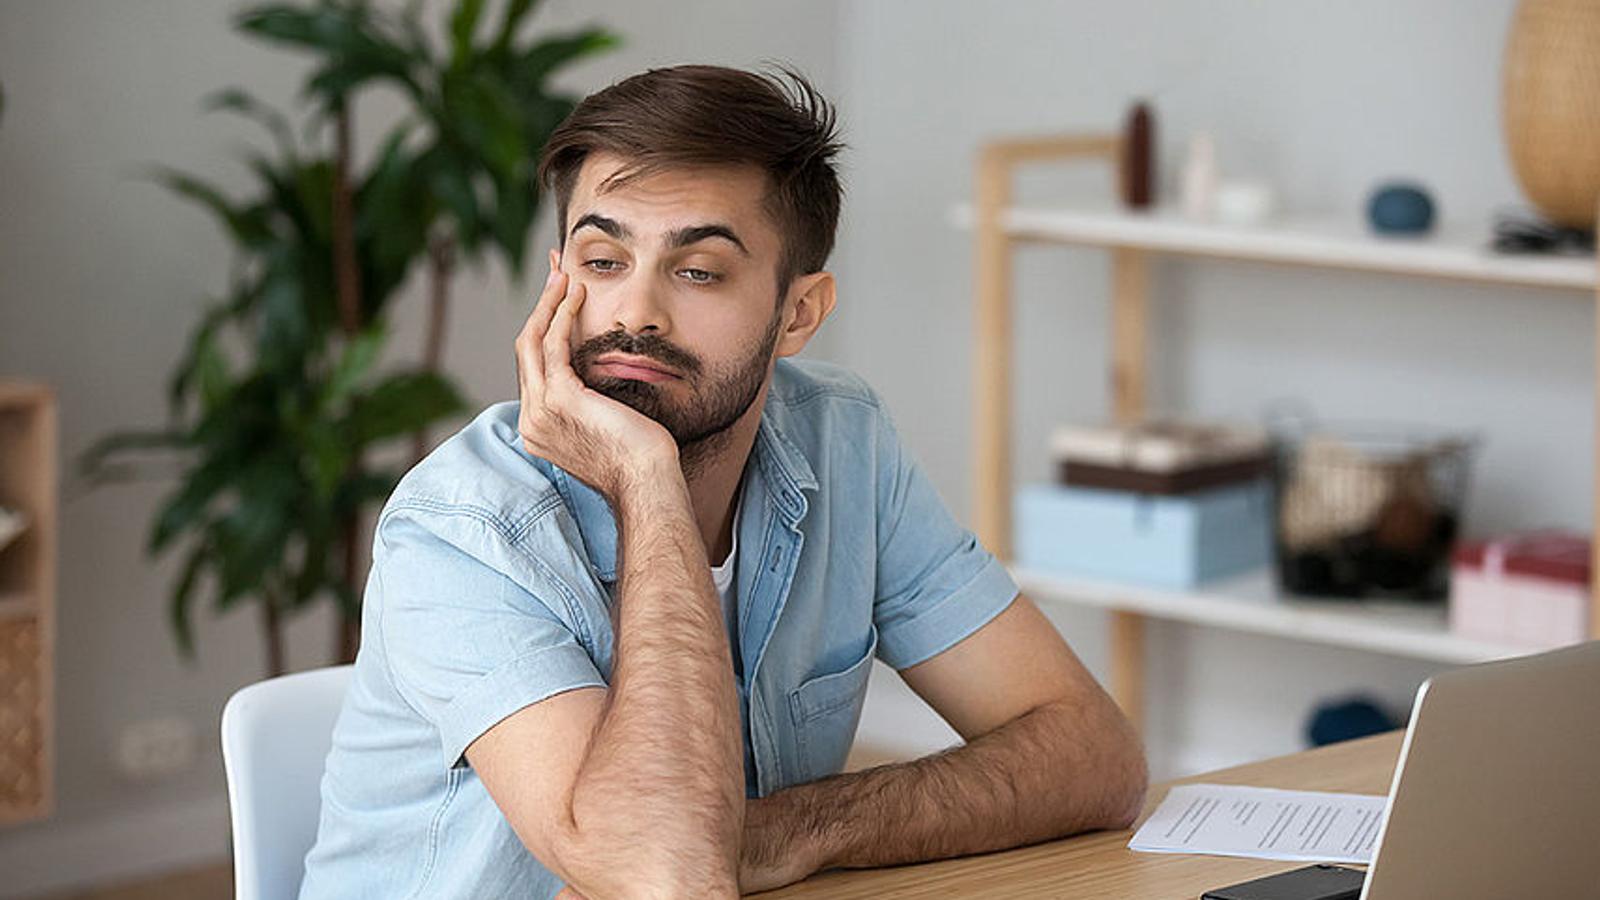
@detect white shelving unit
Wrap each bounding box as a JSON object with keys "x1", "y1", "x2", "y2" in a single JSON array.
[
  {"x1": 962, "y1": 132, "x2": 1600, "y2": 729},
  {"x1": 951, "y1": 203, "x2": 1597, "y2": 291},
  {"x1": 1012, "y1": 565, "x2": 1531, "y2": 666}
]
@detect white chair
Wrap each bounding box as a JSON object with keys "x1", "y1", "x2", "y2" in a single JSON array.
[{"x1": 221, "y1": 664, "x2": 354, "y2": 900}]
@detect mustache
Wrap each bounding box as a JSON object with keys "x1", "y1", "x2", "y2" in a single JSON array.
[{"x1": 571, "y1": 329, "x2": 701, "y2": 377}]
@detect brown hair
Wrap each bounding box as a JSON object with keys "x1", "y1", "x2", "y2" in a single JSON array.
[{"x1": 536, "y1": 64, "x2": 845, "y2": 293}]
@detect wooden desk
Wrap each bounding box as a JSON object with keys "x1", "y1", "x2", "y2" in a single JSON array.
[{"x1": 756, "y1": 731, "x2": 1403, "y2": 899}]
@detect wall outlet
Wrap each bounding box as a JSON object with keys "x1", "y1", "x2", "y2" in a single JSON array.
[{"x1": 114, "y1": 716, "x2": 197, "y2": 781}]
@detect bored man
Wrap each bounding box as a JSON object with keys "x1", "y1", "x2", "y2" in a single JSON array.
[{"x1": 299, "y1": 64, "x2": 1146, "y2": 899}]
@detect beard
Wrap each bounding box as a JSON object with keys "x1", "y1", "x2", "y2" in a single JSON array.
[{"x1": 572, "y1": 303, "x2": 783, "y2": 477}]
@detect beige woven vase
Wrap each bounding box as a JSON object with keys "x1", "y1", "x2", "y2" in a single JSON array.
[{"x1": 1502, "y1": 0, "x2": 1600, "y2": 229}]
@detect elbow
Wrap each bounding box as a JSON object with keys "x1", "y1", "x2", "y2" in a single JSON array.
[
  {"x1": 1108, "y1": 750, "x2": 1149, "y2": 829},
  {"x1": 1103, "y1": 722, "x2": 1149, "y2": 830},
  {"x1": 547, "y1": 817, "x2": 740, "y2": 900}
]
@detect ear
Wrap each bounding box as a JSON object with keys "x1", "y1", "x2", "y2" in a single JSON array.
[{"x1": 774, "y1": 271, "x2": 837, "y2": 359}]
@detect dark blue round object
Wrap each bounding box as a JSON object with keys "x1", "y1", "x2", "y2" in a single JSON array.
[
  {"x1": 1305, "y1": 695, "x2": 1400, "y2": 747},
  {"x1": 1368, "y1": 183, "x2": 1435, "y2": 234}
]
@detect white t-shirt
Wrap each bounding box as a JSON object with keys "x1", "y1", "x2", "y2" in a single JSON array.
[
  {"x1": 708, "y1": 490, "x2": 741, "y2": 657},
  {"x1": 710, "y1": 486, "x2": 756, "y2": 794}
]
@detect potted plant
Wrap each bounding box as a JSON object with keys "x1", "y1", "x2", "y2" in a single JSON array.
[{"x1": 79, "y1": 0, "x2": 618, "y2": 676}]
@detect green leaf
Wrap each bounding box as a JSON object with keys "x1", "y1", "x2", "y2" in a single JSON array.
[
  {"x1": 237, "y1": 3, "x2": 420, "y2": 104},
  {"x1": 147, "y1": 167, "x2": 271, "y2": 248},
  {"x1": 423, "y1": 148, "x2": 481, "y2": 247},
  {"x1": 77, "y1": 429, "x2": 189, "y2": 484},
  {"x1": 293, "y1": 159, "x2": 336, "y2": 244},
  {"x1": 236, "y1": 4, "x2": 344, "y2": 50},
  {"x1": 303, "y1": 419, "x2": 351, "y2": 502},
  {"x1": 490, "y1": 172, "x2": 534, "y2": 275},
  {"x1": 448, "y1": 0, "x2": 486, "y2": 68},
  {"x1": 439, "y1": 68, "x2": 525, "y2": 180},
  {"x1": 169, "y1": 539, "x2": 210, "y2": 660},
  {"x1": 345, "y1": 371, "x2": 466, "y2": 444},
  {"x1": 194, "y1": 332, "x2": 234, "y2": 412},
  {"x1": 288, "y1": 528, "x2": 328, "y2": 608},
  {"x1": 512, "y1": 28, "x2": 619, "y2": 90},
  {"x1": 322, "y1": 324, "x2": 387, "y2": 409},
  {"x1": 210, "y1": 458, "x2": 299, "y2": 606},
  {"x1": 203, "y1": 87, "x2": 298, "y2": 163},
  {"x1": 169, "y1": 302, "x2": 240, "y2": 413},
  {"x1": 150, "y1": 457, "x2": 234, "y2": 553},
  {"x1": 358, "y1": 125, "x2": 434, "y2": 276},
  {"x1": 491, "y1": 0, "x2": 540, "y2": 55},
  {"x1": 336, "y1": 468, "x2": 402, "y2": 510},
  {"x1": 255, "y1": 256, "x2": 312, "y2": 369}
]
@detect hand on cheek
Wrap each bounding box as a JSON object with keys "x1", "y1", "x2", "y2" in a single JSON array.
[{"x1": 549, "y1": 246, "x2": 587, "y2": 343}]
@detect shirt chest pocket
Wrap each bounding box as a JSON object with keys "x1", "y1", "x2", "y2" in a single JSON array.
[{"x1": 786, "y1": 624, "x2": 878, "y2": 784}]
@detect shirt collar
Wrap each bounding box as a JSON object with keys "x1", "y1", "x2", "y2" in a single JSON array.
[{"x1": 550, "y1": 394, "x2": 818, "y2": 584}]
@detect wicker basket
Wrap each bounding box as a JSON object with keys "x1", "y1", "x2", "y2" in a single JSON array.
[
  {"x1": 0, "y1": 617, "x2": 44, "y2": 814},
  {"x1": 1273, "y1": 429, "x2": 1477, "y2": 601}
]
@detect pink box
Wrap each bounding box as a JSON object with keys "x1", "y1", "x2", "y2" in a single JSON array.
[{"x1": 1450, "y1": 531, "x2": 1591, "y2": 649}]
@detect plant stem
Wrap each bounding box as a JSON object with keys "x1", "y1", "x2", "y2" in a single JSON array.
[
  {"x1": 332, "y1": 102, "x2": 362, "y2": 336},
  {"x1": 411, "y1": 234, "x2": 456, "y2": 462},
  {"x1": 336, "y1": 513, "x2": 362, "y2": 665},
  {"x1": 261, "y1": 584, "x2": 286, "y2": 679},
  {"x1": 331, "y1": 100, "x2": 366, "y2": 665}
]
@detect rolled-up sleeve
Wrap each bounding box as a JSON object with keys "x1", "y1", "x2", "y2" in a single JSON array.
[
  {"x1": 376, "y1": 510, "x2": 608, "y2": 770},
  {"x1": 868, "y1": 393, "x2": 1020, "y2": 670}
]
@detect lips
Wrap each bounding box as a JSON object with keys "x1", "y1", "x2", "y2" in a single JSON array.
[{"x1": 592, "y1": 354, "x2": 680, "y2": 381}]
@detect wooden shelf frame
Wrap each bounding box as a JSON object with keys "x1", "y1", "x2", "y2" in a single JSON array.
[
  {"x1": 968, "y1": 132, "x2": 1600, "y2": 730},
  {"x1": 0, "y1": 380, "x2": 57, "y2": 825}
]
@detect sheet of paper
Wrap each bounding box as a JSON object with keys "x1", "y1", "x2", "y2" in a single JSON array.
[{"x1": 1128, "y1": 783, "x2": 1388, "y2": 864}]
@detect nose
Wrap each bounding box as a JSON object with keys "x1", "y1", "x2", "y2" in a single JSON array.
[{"x1": 594, "y1": 269, "x2": 671, "y2": 337}]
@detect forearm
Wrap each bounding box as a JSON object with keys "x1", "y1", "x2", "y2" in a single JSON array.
[
  {"x1": 566, "y1": 465, "x2": 744, "y2": 891},
  {"x1": 746, "y1": 697, "x2": 1147, "y2": 878}
]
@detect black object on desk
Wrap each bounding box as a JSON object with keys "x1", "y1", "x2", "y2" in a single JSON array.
[{"x1": 1201, "y1": 864, "x2": 1365, "y2": 900}]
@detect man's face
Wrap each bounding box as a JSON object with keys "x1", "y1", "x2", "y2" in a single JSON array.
[{"x1": 559, "y1": 152, "x2": 788, "y2": 452}]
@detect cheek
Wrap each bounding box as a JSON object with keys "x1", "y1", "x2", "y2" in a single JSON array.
[{"x1": 570, "y1": 277, "x2": 614, "y2": 333}]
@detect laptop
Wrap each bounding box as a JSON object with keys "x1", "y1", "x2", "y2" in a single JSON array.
[
  {"x1": 1361, "y1": 638, "x2": 1600, "y2": 898},
  {"x1": 1207, "y1": 640, "x2": 1599, "y2": 900}
]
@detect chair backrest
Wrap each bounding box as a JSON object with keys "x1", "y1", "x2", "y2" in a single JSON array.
[{"x1": 221, "y1": 664, "x2": 354, "y2": 900}]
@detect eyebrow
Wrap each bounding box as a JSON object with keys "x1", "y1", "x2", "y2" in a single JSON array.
[
  {"x1": 666, "y1": 223, "x2": 750, "y2": 257},
  {"x1": 570, "y1": 213, "x2": 750, "y2": 257}
]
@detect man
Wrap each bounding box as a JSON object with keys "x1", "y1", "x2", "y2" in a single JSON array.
[{"x1": 300, "y1": 64, "x2": 1146, "y2": 899}]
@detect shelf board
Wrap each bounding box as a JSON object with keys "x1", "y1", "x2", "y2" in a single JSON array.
[
  {"x1": 1011, "y1": 563, "x2": 1541, "y2": 665},
  {"x1": 950, "y1": 203, "x2": 1597, "y2": 291}
]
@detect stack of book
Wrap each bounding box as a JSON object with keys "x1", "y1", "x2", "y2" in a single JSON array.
[{"x1": 1013, "y1": 421, "x2": 1274, "y2": 589}]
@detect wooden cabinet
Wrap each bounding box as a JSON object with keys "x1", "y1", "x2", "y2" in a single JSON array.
[{"x1": 0, "y1": 380, "x2": 56, "y2": 824}]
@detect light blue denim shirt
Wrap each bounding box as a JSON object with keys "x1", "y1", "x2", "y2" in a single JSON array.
[{"x1": 299, "y1": 357, "x2": 1020, "y2": 899}]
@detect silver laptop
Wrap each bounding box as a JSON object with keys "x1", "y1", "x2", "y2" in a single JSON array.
[{"x1": 1361, "y1": 639, "x2": 1600, "y2": 899}]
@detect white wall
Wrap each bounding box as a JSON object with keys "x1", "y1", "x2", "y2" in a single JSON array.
[
  {"x1": 0, "y1": 1, "x2": 837, "y2": 894},
  {"x1": 834, "y1": 0, "x2": 1585, "y2": 777}
]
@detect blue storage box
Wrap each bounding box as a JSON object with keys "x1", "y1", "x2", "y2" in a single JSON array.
[{"x1": 1014, "y1": 480, "x2": 1273, "y2": 589}]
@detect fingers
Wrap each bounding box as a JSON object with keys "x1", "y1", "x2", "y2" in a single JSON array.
[
  {"x1": 516, "y1": 256, "x2": 570, "y2": 393},
  {"x1": 543, "y1": 279, "x2": 586, "y2": 392}
]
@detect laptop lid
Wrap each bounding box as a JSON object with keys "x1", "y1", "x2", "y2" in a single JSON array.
[{"x1": 1362, "y1": 640, "x2": 1600, "y2": 899}]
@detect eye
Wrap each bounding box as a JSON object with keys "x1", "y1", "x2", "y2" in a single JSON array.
[
  {"x1": 582, "y1": 258, "x2": 625, "y2": 274},
  {"x1": 678, "y1": 267, "x2": 721, "y2": 284}
]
